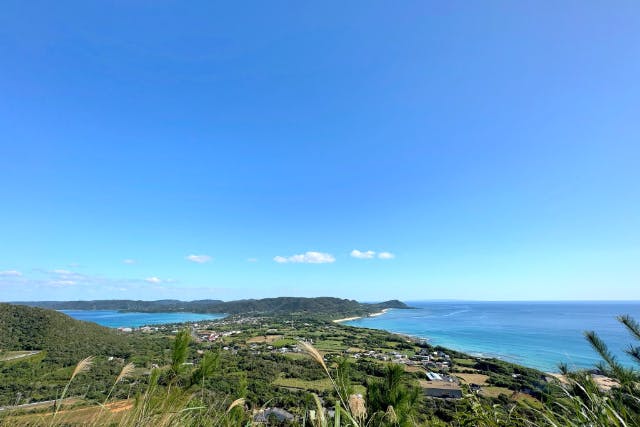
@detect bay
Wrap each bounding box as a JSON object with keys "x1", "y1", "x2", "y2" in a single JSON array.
[{"x1": 60, "y1": 310, "x2": 225, "y2": 328}]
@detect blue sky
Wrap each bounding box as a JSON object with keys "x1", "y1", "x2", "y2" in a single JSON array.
[{"x1": 1, "y1": 2, "x2": 639, "y2": 301}]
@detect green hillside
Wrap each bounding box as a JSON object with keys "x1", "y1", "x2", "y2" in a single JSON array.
[{"x1": 0, "y1": 303, "x2": 132, "y2": 365}]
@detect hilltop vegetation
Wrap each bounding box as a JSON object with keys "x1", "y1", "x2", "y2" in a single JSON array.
[
  {"x1": 0, "y1": 304, "x2": 170, "y2": 407},
  {"x1": 17, "y1": 297, "x2": 410, "y2": 317},
  {"x1": 0, "y1": 304, "x2": 132, "y2": 365}
]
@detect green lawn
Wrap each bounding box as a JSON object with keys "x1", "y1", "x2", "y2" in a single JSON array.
[
  {"x1": 315, "y1": 339, "x2": 345, "y2": 351},
  {"x1": 271, "y1": 338, "x2": 297, "y2": 348},
  {"x1": 453, "y1": 358, "x2": 476, "y2": 367}
]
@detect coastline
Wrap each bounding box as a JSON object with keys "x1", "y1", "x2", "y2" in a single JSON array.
[
  {"x1": 332, "y1": 308, "x2": 390, "y2": 323},
  {"x1": 335, "y1": 302, "x2": 639, "y2": 373},
  {"x1": 335, "y1": 308, "x2": 559, "y2": 372}
]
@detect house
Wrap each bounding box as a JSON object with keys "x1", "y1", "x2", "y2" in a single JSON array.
[
  {"x1": 426, "y1": 372, "x2": 443, "y2": 381},
  {"x1": 424, "y1": 387, "x2": 463, "y2": 399},
  {"x1": 422, "y1": 374, "x2": 462, "y2": 399}
]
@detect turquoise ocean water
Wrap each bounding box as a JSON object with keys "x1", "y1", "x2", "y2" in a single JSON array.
[
  {"x1": 60, "y1": 310, "x2": 225, "y2": 328},
  {"x1": 346, "y1": 301, "x2": 640, "y2": 372}
]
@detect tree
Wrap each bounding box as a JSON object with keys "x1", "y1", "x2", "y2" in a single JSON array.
[{"x1": 366, "y1": 364, "x2": 420, "y2": 426}]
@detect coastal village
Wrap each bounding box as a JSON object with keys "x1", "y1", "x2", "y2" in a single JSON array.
[{"x1": 114, "y1": 311, "x2": 549, "y2": 413}]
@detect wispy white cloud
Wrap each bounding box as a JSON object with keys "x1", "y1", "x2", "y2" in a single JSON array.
[
  {"x1": 349, "y1": 250, "x2": 395, "y2": 260},
  {"x1": 378, "y1": 252, "x2": 395, "y2": 259},
  {"x1": 123, "y1": 259, "x2": 136, "y2": 265},
  {"x1": 50, "y1": 269, "x2": 88, "y2": 281},
  {"x1": 50, "y1": 280, "x2": 76, "y2": 286},
  {"x1": 186, "y1": 254, "x2": 212, "y2": 264},
  {"x1": 143, "y1": 277, "x2": 176, "y2": 284},
  {"x1": 0, "y1": 270, "x2": 22, "y2": 277},
  {"x1": 350, "y1": 250, "x2": 376, "y2": 259},
  {"x1": 53, "y1": 270, "x2": 97, "y2": 285},
  {"x1": 273, "y1": 251, "x2": 335, "y2": 264},
  {"x1": 0, "y1": 266, "x2": 244, "y2": 300}
]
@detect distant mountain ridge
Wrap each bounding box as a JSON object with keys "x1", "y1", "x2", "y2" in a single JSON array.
[{"x1": 14, "y1": 297, "x2": 411, "y2": 317}]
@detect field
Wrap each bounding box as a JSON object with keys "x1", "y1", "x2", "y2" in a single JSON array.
[
  {"x1": 454, "y1": 373, "x2": 489, "y2": 385},
  {"x1": 314, "y1": 339, "x2": 345, "y2": 351},
  {"x1": 403, "y1": 365, "x2": 426, "y2": 373},
  {"x1": 246, "y1": 335, "x2": 283, "y2": 344},
  {"x1": 479, "y1": 386, "x2": 514, "y2": 398},
  {"x1": 272, "y1": 376, "x2": 333, "y2": 392},
  {"x1": 452, "y1": 358, "x2": 476, "y2": 367},
  {"x1": 2, "y1": 400, "x2": 130, "y2": 426},
  {"x1": 418, "y1": 380, "x2": 461, "y2": 391}
]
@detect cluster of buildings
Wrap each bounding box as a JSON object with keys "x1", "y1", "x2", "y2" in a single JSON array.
[
  {"x1": 346, "y1": 347, "x2": 464, "y2": 399},
  {"x1": 347, "y1": 347, "x2": 452, "y2": 371},
  {"x1": 198, "y1": 330, "x2": 241, "y2": 342},
  {"x1": 415, "y1": 349, "x2": 452, "y2": 371}
]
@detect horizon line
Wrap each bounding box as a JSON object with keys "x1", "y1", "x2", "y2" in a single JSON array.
[{"x1": 6, "y1": 297, "x2": 640, "y2": 304}]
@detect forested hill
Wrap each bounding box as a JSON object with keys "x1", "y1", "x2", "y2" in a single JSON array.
[
  {"x1": 15, "y1": 297, "x2": 410, "y2": 316},
  {"x1": 0, "y1": 303, "x2": 132, "y2": 364}
]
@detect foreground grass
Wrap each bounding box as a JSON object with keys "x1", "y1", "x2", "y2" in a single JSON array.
[{"x1": 4, "y1": 400, "x2": 131, "y2": 426}]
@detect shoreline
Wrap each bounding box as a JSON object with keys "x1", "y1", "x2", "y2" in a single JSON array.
[
  {"x1": 333, "y1": 309, "x2": 564, "y2": 373},
  {"x1": 332, "y1": 308, "x2": 390, "y2": 323}
]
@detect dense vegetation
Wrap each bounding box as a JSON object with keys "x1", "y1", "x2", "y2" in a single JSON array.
[
  {"x1": 1, "y1": 303, "x2": 639, "y2": 426},
  {"x1": 16, "y1": 297, "x2": 410, "y2": 316},
  {"x1": 0, "y1": 304, "x2": 133, "y2": 365},
  {"x1": 0, "y1": 304, "x2": 169, "y2": 407}
]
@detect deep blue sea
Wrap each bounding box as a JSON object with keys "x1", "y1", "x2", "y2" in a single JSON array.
[
  {"x1": 60, "y1": 310, "x2": 225, "y2": 328},
  {"x1": 346, "y1": 301, "x2": 640, "y2": 372}
]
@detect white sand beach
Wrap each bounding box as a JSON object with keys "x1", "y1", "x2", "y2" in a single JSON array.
[{"x1": 333, "y1": 308, "x2": 390, "y2": 323}]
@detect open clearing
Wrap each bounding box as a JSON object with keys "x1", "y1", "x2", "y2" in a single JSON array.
[
  {"x1": 272, "y1": 376, "x2": 333, "y2": 392},
  {"x1": 480, "y1": 386, "x2": 514, "y2": 398},
  {"x1": 455, "y1": 373, "x2": 489, "y2": 385},
  {"x1": 0, "y1": 351, "x2": 41, "y2": 362},
  {"x1": 419, "y1": 380, "x2": 461, "y2": 390},
  {"x1": 404, "y1": 365, "x2": 426, "y2": 373},
  {"x1": 246, "y1": 335, "x2": 283, "y2": 344}
]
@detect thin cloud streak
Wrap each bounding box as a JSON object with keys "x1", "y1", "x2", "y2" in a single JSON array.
[
  {"x1": 0, "y1": 270, "x2": 22, "y2": 277},
  {"x1": 273, "y1": 251, "x2": 335, "y2": 264}
]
